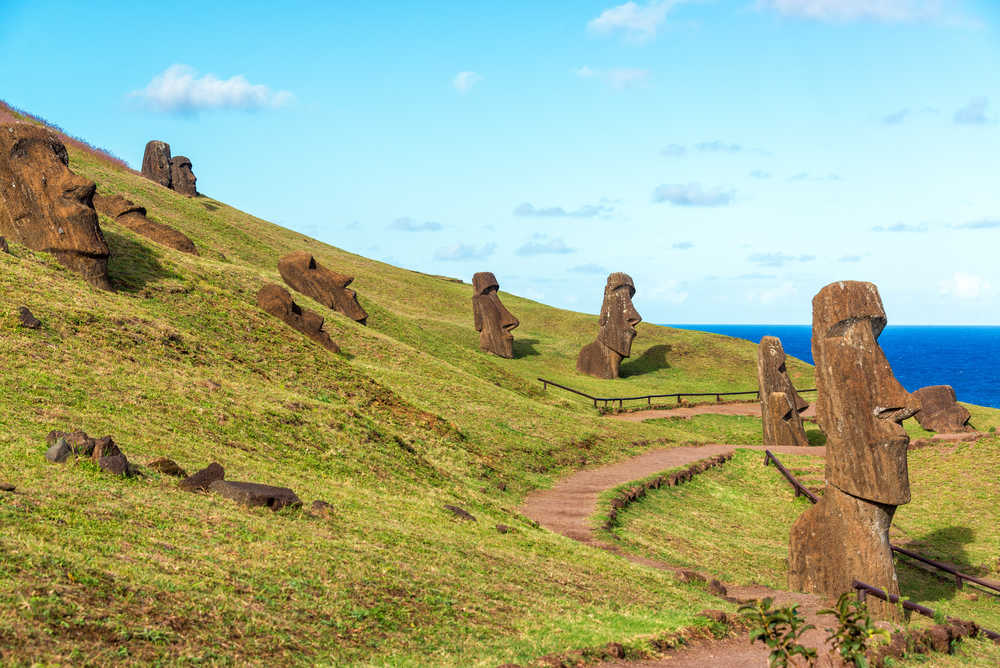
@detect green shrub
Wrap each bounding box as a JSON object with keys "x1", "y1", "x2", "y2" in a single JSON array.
[
  {"x1": 820, "y1": 592, "x2": 891, "y2": 667},
  {"x1": 740, "y1": 597, "x2": 817, "y2": 667}
]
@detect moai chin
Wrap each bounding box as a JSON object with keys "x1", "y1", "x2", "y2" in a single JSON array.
[
  {"x1": 757, "y1": 336, "x2": 809, "y2": 446},
  {"x1": 788, "y1": 281, "x2": 919, "y2": 619},
  {"x1": 576, "y1": 272, "x2": 641, "y2": 379},
  {"x1": 472, "y1": 272, "x2": 519, "y2": 358},
  {"x1": 0, "y1": 123, "x2": 112, "y2": 290}
]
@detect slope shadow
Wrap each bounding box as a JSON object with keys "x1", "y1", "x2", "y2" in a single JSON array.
[
  {"x1": 104, "y1": 228, "x2": 179, "y2": 292},
  {"x1": 513, "y1": 338, "x2": 540, "y2": 359},
  {"x1": 896, "y1": 526, "x2": 985, "y2": 603},
  {"x1": 620, "y1": 344, "x2": 672, "y2": 377}
]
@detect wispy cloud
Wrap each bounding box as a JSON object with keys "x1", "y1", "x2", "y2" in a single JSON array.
[
  {"x1": 950, "y1": 219, "x2": 1000, "y2": 230},
  {"x1": 515, "y1": 236, "x2": 575, "y2": 256},
  {"x1": 749, "y1": 169, "x2": 771, "y2": 179},
  {"x1": 434, "y1": 242, "x2": 496, "y2": 261},
  {"x1": 652, "y1": 183, "x2": 735, "y2": 207},
  {"x1": 575, "y1": 65, "x2": 650, "y2": 88},
  {"x1": 389, "y1": 217, "x2": 442, "y2": 232},
  {"x1": 661, "y1": 144, "x2": 687, "y2": 157},
  {"x1": 755, "y1": 0, "x2": 948, "y2": 23},
  {"x1": 882, "y1": 108, "x2": 910, "y2": 124},
  {"x1": 939, "y1": 272, "x2": 991, "y2": 299},
  {"x1": 872, "y1": 222, "x2": 928, "y2": 232},
  {"x1": 672, "y1": 241, "x2": 694, "y2": 250},
  {"x1": 954, "y1": 97, "x2": 990, "y2": 124},
  {"x1": 587, "y1": 1, "x2": 687, "y2": 42},
  {"x1": 514, "y1": 201, "x2": 615, "y2": 219},
  {"x1": 129, "y1": 64, "x2": 292, "y2": 113},
  {"x1": 838, "y1": 255, "x2": 862, "y2": 263},
  {"x1": 788, "y1": 172, "x2": 842, "y2": 182},
  {"x1": 747, "y1": 252, "x2": 815, "y2": 267},
  {"x1": 695, "y1": 140, "x2": 742, "y2": 153},
  {"x1": 569, "y1": 263, "x2": 608, "y2": 274},
  {"x1": 452, "y1": 71, "x2": 483, "y2": 93}
]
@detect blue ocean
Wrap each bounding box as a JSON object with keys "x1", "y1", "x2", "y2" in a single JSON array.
[{"x1": 670, "y1": 325, "x2": 1000, "y2": 409}]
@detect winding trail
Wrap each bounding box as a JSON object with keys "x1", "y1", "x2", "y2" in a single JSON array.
[{"x1": 607, "y1": 402, "x2": 817, "y2": 422}]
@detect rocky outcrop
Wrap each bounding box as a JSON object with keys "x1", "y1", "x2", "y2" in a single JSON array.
[
  {"x1": 18, "y1": 306, "x2": 41, "y2": 329},
  {"x1": 0, "y1": 123, "x2": 112, "y2": 290},
  {"x1": 43, "y1": 429, "x2": 136, "y2": 476},
  {"x1": 141, "y1": 141, "x2": 173, "y2": 188},
  {"x1": 178, "y1": 462, "x2": 225, "y2": 492},
  {"x1": 169, "y1": 156, "x2": 197, "y2": 196},
  {"x1": 257, "y1": 283, "x2": 340, "y2": 353},
  {"x1": 577, "y1": 273, "x2": 641, "y2": 379},
  {"x1": 472, "y1": 272, "x2": 519, "y2": 358},
  {"x1": 93, "y1": 193, "x2": 198, "y2": 255},
  {"x1": 757, "y1": 336, "x2": 809, "y2": 446},
  {"x1": 277, "y1": 251, "x2": 368, "y2": 324},
  {"x1": 912, "y1": 385, "x2": 972, "y2": 433},
  {"x1": 209, "y1": 480, "x2": 302, "y2": 511}
]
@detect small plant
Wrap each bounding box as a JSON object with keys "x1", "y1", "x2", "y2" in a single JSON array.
[
  {"x1": 740, "y1": 597, "x2": 817, "y2": 667},
  {"x1": 820, "y1": 592, "x2": 891, "y2": 667}
]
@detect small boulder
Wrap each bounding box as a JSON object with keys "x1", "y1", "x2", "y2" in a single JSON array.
[
  {"x1": 0, "y1": 482, "x2": 15, "y2": 492},
  {"x1": 178, "y1": 462, "x2": 225, "y2": 492},
  {"x1": 0, "y1": 236, "x2": 8, "y2": 253},
  {"x1": 45, "y1": 438, "x2": 72, "y2": 463},
  {"x1": 444, "y1": 504, "x2": 476, "y2": 521},
  {"x1": 147, "y1": 457, "x2": 187, "y2": 478},
  {"x1": 91, "y1": 436, "x2": 121, "y2": 460},
  {"x1": 49, "y1": 430, "x2": 96, "y2": 456},
  {"x1": 18, "y1": 307, "x2": 41, "y2": 329},
  {"x1": 98, "y1": 454, "x2": 131, "y2": 476},
  {"x1": 209, "y1": 480, "x2": 301, "y2": 511},
  {"x1": 310, "y1": 499, "x2": 333, "y2": 516},
  {"x1": 495, "y1": 524, "x2": 511, "y2": 534}
]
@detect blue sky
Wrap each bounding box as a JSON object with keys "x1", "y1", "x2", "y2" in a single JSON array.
[{"x1": 2, "y1": 0, "x2": 998, "y2": 324}]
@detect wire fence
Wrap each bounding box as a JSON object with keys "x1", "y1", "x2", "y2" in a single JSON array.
[{"x1": 538, "y1": 377, "x2": 816, "y2": 409}]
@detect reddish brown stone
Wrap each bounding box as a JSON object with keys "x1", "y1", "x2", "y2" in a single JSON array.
[
  {"x1": 208, "y1": 480, "x2": 301, "y2": 511},
  {"x1": 257, "y1": 283, "x2": 340, "y2": 353},
  {"x1": 18, "y1": 306, "x2": 41, "y2": 329},
  {"x1": 277, "y1": 251, "x2": 368, "y2": 324},
  {"x1": 178, "y1": 462, "x2": 224, "y2": 492},
  {"x1": 0, "y1": 123, "x2": 112, "y2": 290},
  {"x1": 147, "y1": 457, "x2": 187, "y2": 477},
  {"x1": 912, "y1": 385, "x2": 972, "y2": 433},
  {"x1": 93, "y1": 193, "x2": 198, "y2": 255},
  {"x1": 472, "y1": 272, "x2": 519, "y2": 358},
  {"x1": 98, "y1": 454, "x2": 132, "y2": 476},
  {"x1": 576, "y1": 272, "x2": 641, "y2": 379},
  {"x1": 757, "y1": 336, "x2": 809, "y2": 446},
  {"x1": 141, "y1": 141, "x2": 172, "y2": 188},
  {"x1": 169, "y1": 156, "x2": 197, "y2": 196},
  {"x1": 91, "y1": 436, "x2": 121, "y2": 460},
  {"x1": 0, "y1": 236, "x2": 8, "y2": 253}
]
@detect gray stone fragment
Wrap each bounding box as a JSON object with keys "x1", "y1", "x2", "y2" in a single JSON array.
[
  {"x1": 98, "y1": 454, "x2": 131, "y2": 476},
  {"x1": 45, "y1": 438, "x2": 72, "y2": 463}
]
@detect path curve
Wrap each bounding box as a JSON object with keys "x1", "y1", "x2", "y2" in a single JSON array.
[
  {"x1": 520, "y1": 443, "x2": 835, "y2": 667},
  {"x1": 607, "y1": 403, "x2": 816, "y2": 422}
]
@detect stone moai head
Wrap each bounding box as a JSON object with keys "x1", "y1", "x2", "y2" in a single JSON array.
[
  {"x1": 141, "y1": 140, "x2": 172, "y2": 188},
  {"x1": 472, "y1": 271, "x2": 519, "y2": 358},
  {"x1": 0, "y1": 123, "x2": 112, "y2": 290},
  {"x1": 170, "y1": 156, "x2": 197, "y2": 196},
  {"x1": 598, "y1": 272, "x2": 641, "y2": 358},
  {"x1": 277, "y1": 250, "x2": 368, "y2": 325},
  {"x1": 757, "y1": 336, "x2": 809, "y2": 446},
  {"x1": 758, "y1": 336, "x2": 809, "y2": 413},
  {"x1": 812, "y1": 281, "x2": 918, "y2": 505}
]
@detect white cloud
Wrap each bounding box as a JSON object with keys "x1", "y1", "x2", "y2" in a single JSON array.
[
  {"x1": 452, "y1": 71, "x2": 483, "y2": 93},
  {"x1": 652, "y1": 183, "x2": 734, "y2": 206},
  {"x1": 938, "y1": 272, "x2": 991, "y2": 299},
  {"x1": 646, "y1": 278, "x2": 689, "y2": 303},
  {"x1": 587, "y1": 1, "x2": 686, "y2": 42},
  {"x1": 954, "y1": 97, "x2": 990, "y2": 124},
  {"x1": 755, "y1": 0, "x2": 945, "y2": 22},
  {"x1": 434, "y1": 242, "x2": 496, "y2": 261},
  {"x1": 515, "y1": 236, "x2": 575, "y2": 256},
  {"x1": 750, "y1": 281, "x2": 797, "y2": 305},
  {"x1": 575, "y1": 66, "x2": 650, "y2": 89},
  {"x1": 130, "y1": 64, "x2": 292, "y2": 113},
  {"x1": 389, "y1": 217, "x2": 442, "y2": 232},
  {"x1": 514, "y1": 201, "x2": 615, "y2": 218}
]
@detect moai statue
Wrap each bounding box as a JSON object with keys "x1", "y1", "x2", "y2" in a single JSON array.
[
  {"x1": 788, "y1": 281, "x2": 919, "y2": 619},
  {"x1": 912, "y1": 385, "x2": 972, "y2": 433},
  {"x1": 169, "y1": 155, "x2": 197, "y2": 196},
  {"x1": 277, "y1": 250, "x2": 368, "y2": 325},
  {"x1": 576, "y1": 272, "x2": 641, "y2": 379},
  {"x1": 757, "y1": 336, "x2": 809, "y2": 446},
  {"x1": 141, "y1": 140, "x2": 173, "y2": 188},
  {"x1": 93, "y1": 193, "x2": 198, "y2": 255},
  {"x1": 472, "y1": 272, "x2": 519, "y2": 358},
  {"x1": 0, "y1": 123, "x2": 112, "y2": 290},
  {"x1": 257, "y1": 283, "x2": 340, "y2": 353}
]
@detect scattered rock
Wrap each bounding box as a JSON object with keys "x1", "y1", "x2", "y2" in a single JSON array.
[
  {"x1": 707, "y1": 579, "x2": 727, "y2": 596},
  {"x1": 209, "y1": 480, "x2": 301, "y2": 511},
  {"x1": 47, "y1": 429, "x2": 96, "y2": 456},
  {"x1": 18, "y1": 306, "x2": 41, "y2": 329},
  {"x1": 444, "y1": 504, "x2": 476, "y2": 521},
  {"x1": 147, "y1": 457, "x2": 187, "y2": 477},
  {"x1": 169, "y1": 155, "x2": 197, "y2": 196},
  {"x1": 310, "y1": 499, "x2": 333, "y2": 516},
  {"x1": 93, "y1": 193, "x2": 198, "y2": 255},
  {"x1": 0, "y1": 123, "x2": 112, "y2": 290},
  {"x1": 757, "y1": 335, "x2": 809, "y2": 446},
  {"x1": 178, "y1": 462, "x2": 225, "y2": 492},
  {"x1": 257, "y1": 283, "x2": 340, "y2": 353},
  {"x1": 0, "y1": 236, "x2": 8, "y2": 253},
  {"x1": 912, "y1": 385, "x2": 972, "y2": 433},
  {"x1": 277, "y1": 251, "x2": 368, "y2": 324},
  {"x1": 91, "y1": 436, "x2": 121, "y2": 460},
  {"x1": 97, "y1": 454, "x2": 132, "y2": 476},
  {"x1": 577, "y1": 272, "x2": 641, "y2": 379},
  {"x1": 495, "y1": 524, "x2": 511, "y2": 534},
  {"x1": 471, "y1": 272, "x2": 519, "y2": 358},
  {"x1": 141, "y1": 140, "x2": 173, "y2": 188},
  {"x1": 45, "y1": 438, "x2": 72, "y2": 463},
  {"x1": 0, "y1": 482, "x2": 15, "y2": 492}
]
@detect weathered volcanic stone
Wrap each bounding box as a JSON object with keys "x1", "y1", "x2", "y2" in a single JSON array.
[
  {"x1": 178, "y1": 462, "x2": 225, "y2": 492},
  {"x1": 444, "y1": 504, "x2": 476, "y2": 521},
  {"x1": 577, "y1": 272, "x2": 641, "y2": 379},
  {"x1": 18, "y1": 306, "x2": 41, "y2": 329},
  {"x1": 47, "y1": 429, "x2": 95, "y2": 455},
  {"x1": 789, "y1": 280, "x2": 919, "y2": 620},
  {"x1": 91, "y1": 436, "x2": 121, "y2": 460},
  {"x1": 757, "y1": 336, "x2": 809, "y2": 446},
  {"x1": 310, "y1": 499, "x2": 333, "y2": 517},
  {"x1": 93, "y1": 193, "x2": 198, "y2": 255},
  {"x1": 472, "y1": 272, "x2": 519, "y2": 358},
  {"x1": 98, "y1": 454, "x2": 132, "y2": 476},
  {"x1": 277, "y1": 251, "x2": 368, "y2": 324},
  {"x1": 45, "y1": 438, "x2": 72, "y2": 463},
  {"x1": 141, "y1": 141, "x2": 173, "y2": 188},
  {"x1": 147, "y1": 457, "x2": 187, "y2": 477},
  {"x1": 169, "y1": 156, "x2": 197, "y2": 196},
  {"x1": 0, "y1": 236, "x2": 8, "y2": 253},
  {"x1": 257, "y1": 283, "x2": 340, "y2": 353},
  {"x1": 0, "y1": 123, "x2": 112, "y2": 290},
  {"x1": 912, "y1": 385, "x2": 972, "y2": 433},
  {"x1": 208, "y1": 480, "x2": 302, "y2": 511}
]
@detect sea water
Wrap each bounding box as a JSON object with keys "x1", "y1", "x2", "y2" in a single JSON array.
[{"x1": 670, "y1": 325, "x2": 1000, "y2": 409}]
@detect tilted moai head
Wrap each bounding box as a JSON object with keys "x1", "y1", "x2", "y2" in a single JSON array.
[
  {"x1": 141, "y1": 140, "x2": 172, "y2": 188},
  {"x1": 912, "y1": 385, "x2": 971, "y2": 433},
  {"x1": 277, "y1": 250, "x2": 368, "y2": 325},
  {"x1": 577, "y1": 272, "x2": 641, "y2": 379},
  {"x1": 472, "y1": 272, "x2": 519, "y2": 358},
  {"x1": 757, "y1": 336, "x2": 809, "y2": 446},
  {"x1": 0, "y1": 124, "x2": 112, "y2": 290},
  {"x1": 170, "y1": 156, "x2": 197, "y2": 196},
  {"x1": 257, "y1": 283, "x2": 340, "y2": 353},
  {"x1": 812, "y1": 280, "x2": 918, "y2": 505}
]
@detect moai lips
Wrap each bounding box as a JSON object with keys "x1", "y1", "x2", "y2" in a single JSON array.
[
  {"x1": 577, "y1": 272, "x2": 641, "y2": 379},
  {"x1": 0, "y1": 123, "x2": 112, "y2": 290},
  {"x1": 757, "y1": 336, "x2": 809, "y2": 446},
  {"x1": 472, "y1": 272, "x2": 519, "y2": 358},
  {"x1": 278, "y1": 251, "x2": 368, "y2": 324}
]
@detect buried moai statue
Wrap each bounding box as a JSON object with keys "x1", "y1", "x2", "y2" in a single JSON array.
[
  {"x1": 0, "y1": 123, "x2": 113, "y2": 290},
  {"x1": 576, "y1": 272, "x2": 641, "y2": 379},
  {"x1": 757, "y1": 336, "x2": 809, "y2": 446},
  {"x1": 169, "y1": 156, "x2": 197, "y2": 196},
  {"x1": 141, "y1": 140, "x2": 197, "y2": 196},
  {"x1": 788, "y1": 281, "x2": 920, "y2": 619},
  {"x1": 257, "y1": 283, "x2": 340, "y2": 353},
  {"x1": 93, "y1": 193, "x2": 198, "y2": 255},
  {"x1": 912, "y1": 385, "x2": 972, "y2": 433},
  {"x1": 277, "y1": 251, "x2": 368, "y2": 325},
  {"x1": 471, "y1": 272, "x2": 519, "y2": 358}
]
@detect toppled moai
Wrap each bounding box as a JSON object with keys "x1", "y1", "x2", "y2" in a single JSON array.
[
  {"x1": 0, "y1": 123, "x2": 112, "y2": 290},
  {"x1": 576, "y1": 272, "x2": 641, "y2": 379},
  {"x1": 141, "y1": 140, "x2": 197, "y2": 196},
  {"x1": 912, "y1": 385, "x2": 972, "y2": 433},
  {"x1": 472, "y1": 271, "x2": 519, "y2": 358},
  {"x1": 757, "y1": 336, "x2": 809, "y2": 446},
  {"x1": 277, "y1": 251, "x2": 368, "y2": 324},
  {"x1": 788, "y1": 281, "x2": 919, "y2": 619},
  {"x1": 257, "y1": 283, "x2": 340, "y2": 353},
  {"x1": 93, "y1": 193, "x2": 198, "y2": 255}
]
